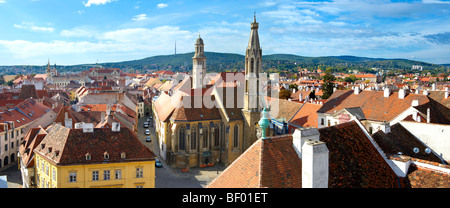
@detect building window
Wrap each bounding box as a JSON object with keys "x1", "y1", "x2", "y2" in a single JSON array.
[
  {"x1": 69, "y1": 172, "x2": 77, "y2": 183},
  {"x1": 179, "y1": 127, "x2": 186, "y2": 151},
  {"x1": 327, "y1": 120, "x2": 331, "y2": 127},
  {"x1": 233, "y1": 125, "x2": 239, "y2": 148},
  {"x1": 52, "y1": 169, "x2": 56, "y2": 181},
  {"x1": 103, "y1": 152, "x2": 109, "y2": 160},
  {"x1": 115, "y1": 169, "x2": 122, "y2": 180},
  {"x1": 136, "y1": 185, "x2": 143, "y2": 188},
  {"x1": 202, "y1": 128, "x2": 208, "y2": 148},
  {"x1": 321, "y1": 118, "x2": 324, "y2": 126},
  {"x1": 136, "y1": 168, "x2": 143, "y2": 178},
  {"x1": 103, "y1": 170, "x2": 110, "y2": 180},
  {"x1": 191, "y1": 127, "x2": 197, "y2": 150},
  {"x1": 92, "y1": 171, "x2": 99, "y2": 181}
]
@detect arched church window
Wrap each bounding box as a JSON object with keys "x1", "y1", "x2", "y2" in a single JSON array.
[
  {"x1": 233, "y1": 125, "x2": 239, "y2": 148},
  {"x1": 191, "y1": 127, "x2": 197, "y2": 150},
  {"x1": 179, "y1": 127, "x2": 186, "y2": 151}
]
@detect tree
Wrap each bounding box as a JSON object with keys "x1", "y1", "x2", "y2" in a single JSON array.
[
  {"x1": 279, "y1": 89, "x2": 292, "y2": 100},
  {"x1": 321, "y1": 69, "x2": 335, "y2": 99},
  {"x1": 309, "y1": 90, "x2": 317, "y2": 100},
  {"x1": 289, "y1": 84, "x2": 298, "y2": 91}
]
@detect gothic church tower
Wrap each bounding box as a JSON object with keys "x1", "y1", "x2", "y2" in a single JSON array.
[
  {"x1": 242, "y1": 15, "x2": 263, "y2": 150},
  {"x1": 192, "y1": 35, "x2": 206, "y2": 89}
]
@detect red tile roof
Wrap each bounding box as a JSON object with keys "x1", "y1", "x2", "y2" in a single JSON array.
[
  {"x1": 0, "y1": 99, "x2": 50, "y2": 128},
  {"x1": 19, "y1": 127, "x2": 47, "y2": 168},
  {"x1": 318, "y1": 90, "x2": 430, "y2": 122},
  {"x1": 34, "y1": 124, "x2": 155, "y2": 166},
  {"x1": 208, "y1": 121, "x2": 400, "y2": 188},
  {"x1": 288, "y1": 102, "x2": 322, "y2": 128}
]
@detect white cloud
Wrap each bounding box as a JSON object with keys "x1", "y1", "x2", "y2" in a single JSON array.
[
  {"x1": 156, "y1": 3, "x2": 168, "y2": 8},
  {"x1": 60, "y1": 26, "x2": 98, "y2": 38},
  {"x1": 0, "y1": 25, "x2": 194, "y2": 64},
  {"x1": 84, "y1": 0, "x2": 117, "y2": 7},
  {"x1": 0, "y1": 1, "x2": 6, "y2": 4},
  {"x1": 132, "y1": 14, "x2": 148, "y2": 21},
  {"x1": 13, "y1": 22, "x2": 55, "y2": 32}
]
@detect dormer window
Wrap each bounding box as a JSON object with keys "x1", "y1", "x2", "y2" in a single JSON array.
[
  {"x1": 103, "y1": 152, "x2": 109, "y2": 160},
  {"x1": 85, "y1": 153, "x2": 91, "y2": 160},
  {"x1": 120, "y1": 152, "x2": 126, "y2": 159}
]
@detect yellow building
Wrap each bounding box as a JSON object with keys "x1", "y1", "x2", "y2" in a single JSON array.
[{"x1": 33, "y1": 123, "x2": 155, "y2": 188}]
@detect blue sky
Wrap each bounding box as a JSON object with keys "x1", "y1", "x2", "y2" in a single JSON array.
[{"x1": 0, "y1": 0, "x2": 449, "y2": 65}]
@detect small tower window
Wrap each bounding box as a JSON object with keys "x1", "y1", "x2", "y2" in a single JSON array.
[
  {"x1": 103, "y1": 152, "x2": 109, "y2": 160},
  {"x1": 85, "y1": 153, "x2": 91, "y2": 160}
]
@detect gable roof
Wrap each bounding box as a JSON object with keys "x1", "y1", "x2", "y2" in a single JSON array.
[
  {"x1": 34, "y1": 124, "x2": 155, "y2": 166},
  {"x1": 288, "y1": 102, "x2": 322, "y2": 128},
  {"x1": 19, "y1": 127, "x2": 47, "y2": 168},
  {"x1": 372, "y1": 123, "x2": 444, "y2": 164},
  {"x1": 318, "y1": 90, "x2": 430, "y2": 122},
  {"x1": 208, "y1": 121, "x2": 399, "y2": 188}
]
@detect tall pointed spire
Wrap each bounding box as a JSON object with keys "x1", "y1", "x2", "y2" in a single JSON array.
[{"x1": 242, "y1": 14, "x2": 263, "y2": 151}]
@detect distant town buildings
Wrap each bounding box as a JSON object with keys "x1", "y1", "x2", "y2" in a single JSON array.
[{"x1": 0, "y1": 15, "x2": 448, "y2": 188}]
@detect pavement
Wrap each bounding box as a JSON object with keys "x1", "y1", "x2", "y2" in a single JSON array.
[{"x1": 0, "y1": 164, "x2": 22, "y2": 188}]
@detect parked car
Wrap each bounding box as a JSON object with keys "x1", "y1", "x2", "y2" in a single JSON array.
[
  {"x1": 145, "y1": 129, "x2": 150, "y2": 135},
  {"x1": 146, "y1": 136, "x2": 151, "y2": 142},
  {"x1": 143, "y1": 121, "x2": 149, "y2": 128},
  {"x1": 155, "y1": 158, "x2": 162, "y2": 168}
]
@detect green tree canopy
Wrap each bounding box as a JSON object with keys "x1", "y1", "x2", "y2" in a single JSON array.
[{"x1": 321, "y1": 69, "x2": 335, "y2": 99}]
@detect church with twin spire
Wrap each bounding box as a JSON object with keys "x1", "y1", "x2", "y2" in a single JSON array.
[{"x1": 152, "y1": 15, "x2": 266, "y2": 169}]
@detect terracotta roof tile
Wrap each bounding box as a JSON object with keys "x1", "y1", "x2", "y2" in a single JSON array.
[
  {"x1": 208, "y1": 121, "x2": 400, "y2": 188},
  {"x1": 372, "y1": 123, "x2": 444, "y2": 164},
  {"x1": 34, "y1": 124, "x2": 155, "y2": 166},
  {"x1": 318, "y1": 90, "x2": 430, "y2": 122},
  {"x1": 288, "y1": 102, "x2": 322, "y2": 128}
]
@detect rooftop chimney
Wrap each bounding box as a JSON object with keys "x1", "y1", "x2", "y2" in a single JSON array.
[
  {"x1": 432, "y1": 83, "x2": 436, "y2": 91},
  {"x1": 445, "y1": 91, "x2": 449, "y2": 99},
  {"x1": 112, "y1": 122, "x2": 120, "y2": 132},
  {"x1": 398, "y1": 89, "x2": 405, "y2": 99},
  {"x1": 380, "y1": 121, "x2": 391, "y2": 134},
  {"x1": 101, "y1": 112, "x2": 105, "y2": 123},
  {"x1": 292, "y1": 127, "x2": 320, "y2": 159},
  {"x1": 427, "y1": 108, "x2": 430, "y2": 123},
  {"x1": 423, "y1": 90, "x2": 428, "y2": 96},
  {"x1": 384, "y1": 88, "x2": 390, "y2": 98},
  {"x1": 411, "y1": 100, "x2": 419, "y2": 107},
  {"x1": 302, "y1": 139, "x2": 329, "y2": 188},
  {"x1": 354, "y1": 87, "x2": 360, "y2": 95}
]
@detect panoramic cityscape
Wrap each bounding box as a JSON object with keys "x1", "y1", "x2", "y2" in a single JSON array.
[{"x1": 0, "y1": 0, "x2": 449, "y2": 199}]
